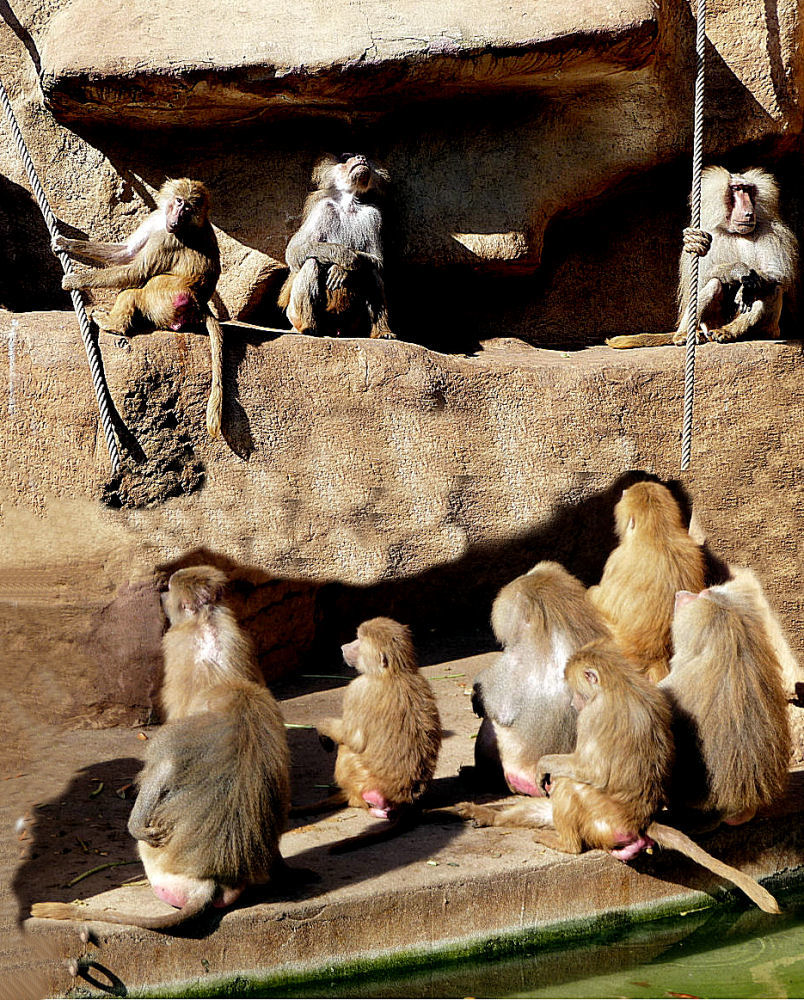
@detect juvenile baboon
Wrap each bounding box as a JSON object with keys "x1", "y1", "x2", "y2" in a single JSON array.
[
  {"x1": 31, "y1": 566, "x2": 290, "y2": 930},
  {"x1": 660, "y1": 568, "x2": 791, "y2": 826},
  {"x1": 587, "y1": 481, "x2": 705, "y2": 682},
  {"x1": 54, "y1": 178, "x2": 225, "y2": 435},
  {"x1": 278, "y1": 154, "x2": 395, "y2": 340},
  {"x1": 458, "y1": 641, "x2": 780, "y2": 913},
  {"x1": 472, "y1": 562, "x2": 610, "y2": 794},
  {"x1": 608, "y1": 166, "x2": 798, "y2": 348},
  {"x1": 296, "y1": 618, "x2": 441, "y2": 850}
]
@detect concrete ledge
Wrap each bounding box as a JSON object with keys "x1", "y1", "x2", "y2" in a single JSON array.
[
  {"x1": 39, "y1": 0, "x2": 658, "y2": 126},
  {"x1": 17, "y1": 658, "x2": 804, "y2": 998}
]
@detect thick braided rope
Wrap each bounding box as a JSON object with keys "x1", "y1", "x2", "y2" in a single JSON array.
[
  {"x1": 681, "y1": 0, "x2": 706, "y2": 472},
  {"x1": 0, "y1": 78, "x2": 121, "y2": 474}
]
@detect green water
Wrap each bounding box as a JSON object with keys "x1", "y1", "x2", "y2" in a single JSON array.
[{"x1": 232, "y1": 891, "x2": 804, "y2": 1000}]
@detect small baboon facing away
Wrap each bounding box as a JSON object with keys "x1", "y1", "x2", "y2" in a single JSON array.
[
  {"x1": 472, "y1": 561, "x2": 610, "y2": 794},
  {"x1": 457, "y1": 640, "x2": 780, "y2": 913},
  {"x1": 608, "y1": 166, "x2": 798, "y2": 348},
  {"x1": 295, "y1": 617, "x2": 441, "y2": 852},
  {"x1": 55, "y1": 178, "x2": 225, "y2": 435},
  {"x1": 278, "y1": 154, "x2": 395, "y2": 340},
  {"x1": 587, "y1": 481, "x2": 705, "y2": 682},
  {"x1": 660, "y1": 568, "x2": 792, "y2": 827},
  {"x1": 31, "y1": 566, "x2": 291, "y2": 930}
]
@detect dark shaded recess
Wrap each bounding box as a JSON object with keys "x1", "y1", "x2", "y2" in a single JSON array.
[
  {"x1": 0, "y1": 175, "x2": 68, "y2": 310},
  {"x1": 13, "y1": 20, "x2": 803, "y2": 349},
  {"x1": 101, "y1": 367, "x2": 205, "y2": 508}
]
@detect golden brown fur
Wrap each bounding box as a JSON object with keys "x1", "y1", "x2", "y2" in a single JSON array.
[
  {"x1": 55, "y1": 179, "x2": 224, "y2": 436},
  {"x1": 609, "y1": 166, "x2": 798, "y2": 349},
  {"x1": 159, "y1": 565, "x2": 263, "y2": 720},
  {"x1": 279, "y1": 155, "x2": 394, "y2": 339},
  {"x1": 660, "y1": 567, "x2": 791, "y2": 824},
  {"x1": 31, "y1": 566, "x2": 290, "y2": 931},
  {"x1": 298, "y1": 619, "x2": 441, "y2": 850},
  {"x1": 587, "y1": 482, "x2": 705, "y2": 682},
  {"x1": 473, "y1": 561, "x2": 611, "y2": 794},
  {"x1": 457, "y1": 640, "x2": 780, "y2": 913}
]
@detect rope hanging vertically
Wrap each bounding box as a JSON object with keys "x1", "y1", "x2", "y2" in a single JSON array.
[
  {"x1": 681, "y1": 0, "x2": 706, "y2": 472},
  {"x1": 0, "y1": 77, "x2": 121, "y2": 474}
]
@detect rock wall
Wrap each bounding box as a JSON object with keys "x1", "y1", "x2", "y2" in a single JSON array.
[
  {"x1": 0, "y1": 1, "x2": 803, "y2": 343},
  {"x1": 1, "y1": 310, "x2": 802, "y2": 724},
  {"x1": 0, "y1": 1, "x2": 802, "y2": 725}
]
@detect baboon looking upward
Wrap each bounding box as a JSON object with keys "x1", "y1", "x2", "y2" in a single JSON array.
[
  {"x1": 279, "y1": 154, "x2": 395, "y2": 340},
  {"x1": 587, "y1": 481, "x2": 705, "y2": 682}
]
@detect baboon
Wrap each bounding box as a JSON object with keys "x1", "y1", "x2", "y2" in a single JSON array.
[
  {"x1": 587, "y1": 481, "x2": 705, "y2": 682},
  {"x1": 472, "y1": 562, "x2": 610, "y2": 793},
  {"x1": 55, "y1": 178, "x2": 225, "y2": 435},
  {"x1": 31, "y1": 567, "x2": 290, "y2": 930},
  {"x1": 159, "y1": 565, "x2": 263, "y2": 721},
  {"x1": 660, "y1": 568, "x2": 791, "y2": 826},
  {"x1": 608, "y1": 166, "x2": 798, "y2": 348},
  {"x1": 457, "y1": 640, "x2": 780, "y2": 913},
  {"x1": 278, "y1": 154, "x2": 395, "y2": 340},
  {"x1": 295, "y1": 618, "x2": 441, "y2": 851}
]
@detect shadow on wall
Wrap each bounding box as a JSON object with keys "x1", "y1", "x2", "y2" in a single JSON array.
[
  {"x1": 0, "y1": 176, "x2": 68, "y2": 311},
  {"x1": 154, "y1": 470, "x2": 721, "y2": 677}
]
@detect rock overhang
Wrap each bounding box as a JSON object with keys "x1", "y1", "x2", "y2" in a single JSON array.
[{"x1": 39, "y1": 0, "x2": 659, "y2": 127}]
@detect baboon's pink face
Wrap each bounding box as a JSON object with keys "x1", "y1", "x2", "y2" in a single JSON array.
[
  {"x1": 728, "y1": 183, "x2": 756, "y2": 234},
  {"x1": 341, "y1": 637, "x2": 361, "y2": 669}
]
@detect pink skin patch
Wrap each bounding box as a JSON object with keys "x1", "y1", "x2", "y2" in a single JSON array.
[
  {"x1": 152, "y1": 883, "x2": 188, "y2": 909},
  {"x1": 609, "y1": 834, "x2": 655, "y2": 861},
  {"x1": 674, "y1": 590, "x2": 701, "y2": 613},
  {"x1": 170, "y1": 291, "x2": 196, "y2": 332},
  {"x1": 505, "y1": 771, "x2": 544, "y2": 797},
  {"x1": 151, "y1": 881, "x2": 245, "y2": 910},
  {"x1": 363, "y1": 790, "x2": 395, "y2": 820},
  {"x1": 213, "y1": 883, "x2": 246, "y2": 908}
]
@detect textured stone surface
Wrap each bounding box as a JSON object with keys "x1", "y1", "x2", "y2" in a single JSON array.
[
  {"x1": 1, "y1": 310, "x2": 802, "y2": 723},
  {"x1": 39, "y1": 0, "x2": 659, "y2": 125}
]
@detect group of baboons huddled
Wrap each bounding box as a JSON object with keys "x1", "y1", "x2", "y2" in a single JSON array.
[
  {"x1": 53, "y1": 157, "x2": 798, "y2": 438},
  {"x1": 32, "y1": 480, "x2": 800, "y2": 930}
]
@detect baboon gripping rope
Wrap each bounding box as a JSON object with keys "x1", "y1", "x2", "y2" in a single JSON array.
[
  {"x1": 681, "y1": 0, "x2": 706, "y2": 472},
  {"x1": 0, "y1": 77, "x2": 121, "y2": 474}
]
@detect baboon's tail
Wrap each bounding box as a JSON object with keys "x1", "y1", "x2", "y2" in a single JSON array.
[
  {"x1": 647, "y1": 822, "x2": 780, "y2": 914},
  {"x1": 31, "y1": 882, "x2": 217, "y2": 931},
  {"x1": 606, "y1": 333, "x2": 677, "y2": 349},
  {"x1": 204, "y1": 310, "x2": 224, "y2": 437}
]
